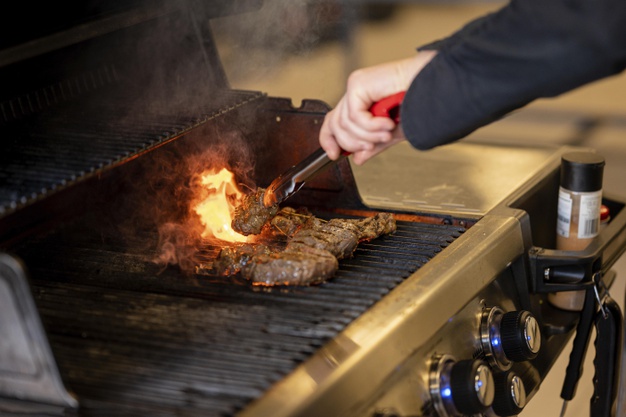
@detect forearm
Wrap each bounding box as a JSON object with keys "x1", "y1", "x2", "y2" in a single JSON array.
[{"x1": 401, "y1": 0, "x2": 626, "y2": 150}]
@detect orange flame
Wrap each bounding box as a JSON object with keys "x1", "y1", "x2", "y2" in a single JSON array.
[{"x1": 193, "y1": 168, "x2": 249, "y2": 243}]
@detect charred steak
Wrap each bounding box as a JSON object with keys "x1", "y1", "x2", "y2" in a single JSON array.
[
  {"x1": 242, "y1": 246, "x2": 338, "y2": 286},
  {"x1": 212, "y1": 244, "x2": 271, "y2": 276},
  {"x1": 231, "y1": 189, "x2": 278, "y2": 236},
  {"x1": 215, "y1": 212, "x2": 396, "y2": 286},
  {"x1": 287, "y1": 213, "x2": 396, "y2": 260},
  {"x1": 269, "y1": 207, "x2": 310, "y2": 237}
]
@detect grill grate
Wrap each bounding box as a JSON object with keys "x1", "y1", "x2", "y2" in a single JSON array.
[
  {"x1": 0, "y1": 89, "x2": 264, "y2": 216},
  {"x1": 17, "y1": 216, "x2": 465, "y2": 416}
]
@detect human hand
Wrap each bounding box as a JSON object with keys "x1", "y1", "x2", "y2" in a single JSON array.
[{"x1": 319, "y1": 50, "x2": 437, "y2": 165}]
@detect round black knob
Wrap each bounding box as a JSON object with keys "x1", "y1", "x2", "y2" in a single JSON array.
[
  {"x1": 501, "y1": 310, "x2": 541, "y2": 361},
  {"x1": 449, "y1": 359, "x2": 495, "y2": 415},
  {"x1": 492, "y1": 371, "x2": 527, "y2": 416}
]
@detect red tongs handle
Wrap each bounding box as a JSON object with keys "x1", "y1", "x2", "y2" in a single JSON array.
[{"x1": 369, "y1": 91, "x2": 406, "y2": 123}]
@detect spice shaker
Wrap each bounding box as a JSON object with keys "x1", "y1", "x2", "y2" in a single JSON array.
[{"x1": 549, "y1": 152, "x2": 605, "y2": 311}]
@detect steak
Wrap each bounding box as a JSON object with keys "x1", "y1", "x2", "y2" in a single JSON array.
[
  {"x1": 212, "y1": 244, "x2": 272, "y2": 276},
  {"x1": 231, "y1": 189, "x2": 279, "y2": 236},
  {"x1": 288, "y1": 218, "x2": 360, "y2": 260},
  {"x1": 288, "y1": 213, "x2": 397, "y2": 258},
  {"x1": 347, "y1": 212, "x2": 397, "y2": 239},
  {"x1": 269, "y1": 207, "x2": 311, "y2": 237},
  {"x1": 213, "y1": 212, "x2": 396, "y2": 286},
  {"x1": 242, "y1": 246, "x2": 339, "y2": 286}
]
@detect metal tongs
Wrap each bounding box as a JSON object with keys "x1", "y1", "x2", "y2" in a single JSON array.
[
  {"x1": 559, "y1": 273, "x2": 623, "y2": 417},
  {"x1": 263, "y1": 91, "x2": 406, "y2": 207}
]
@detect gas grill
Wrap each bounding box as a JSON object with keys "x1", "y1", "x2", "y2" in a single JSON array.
[{"x1": 1, "y1": 2, "x2": 626, "y2": 417}]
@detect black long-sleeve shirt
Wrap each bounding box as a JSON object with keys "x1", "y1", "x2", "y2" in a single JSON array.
[{"x1": 400, "y1": 0, "x2": 626, "y2": 150}]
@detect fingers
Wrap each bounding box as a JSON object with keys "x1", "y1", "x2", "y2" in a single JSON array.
[
  {"x1": 336, "y1": 103, "x2": 393, "y2": 150},
  {"x1": 319, "y1": 111, "x2": 342, "y2": 160},
  {"x1": 320, "y1": 107, "x2": 406, "y2": 165},
  {"x1": 319, "y1": 53, "x2": 439, "y2": 163},
  {"x1": 351, "y1": 134, "x2": 406, "y2": 165},
  {"x1": 342, "y1": 98, "x2": 396, "y2": 143},
  {"x1": 319, "y1": 96, "x2": 396, "y2": 160}
]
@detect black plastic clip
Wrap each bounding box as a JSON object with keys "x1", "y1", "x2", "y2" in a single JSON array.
[{"x1": 528, "y1": 246, "x2": 602, "y2": 294}]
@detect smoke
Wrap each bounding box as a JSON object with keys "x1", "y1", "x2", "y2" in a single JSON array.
[
  {"x1": 112, "y1": 0, "x2": 343, "y2": 119},
  {"x1": 211, "y1": 0, "x2": 344, "y2": 82},
  {"x1": 152, "y1": 131, "x2": 256, "y2": 272},
  {"x1": 87, "y1": 1, "x2": 345, "y2": 274},
  {"x1": 154, "y1": 222, "x2": 202, "y2": 273},
  {"x1": 101, "y1": 125, "x2": 256, "y2": 275}
]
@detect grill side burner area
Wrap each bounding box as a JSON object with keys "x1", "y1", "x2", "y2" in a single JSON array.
[{"x1": 2, "y1": 2, "x2": 626, "y2": 417}]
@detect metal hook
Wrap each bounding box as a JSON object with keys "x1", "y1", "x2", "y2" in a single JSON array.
[{"x1": 592, "y1": 272, "x2": 609, "y2": 319}]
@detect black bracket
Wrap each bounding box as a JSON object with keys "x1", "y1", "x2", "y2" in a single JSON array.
[
  {"x1": 528, "y1": 194, "x2": 626, "y2": 295},
  {"x1": 528, "y1": 246, "x2": 603, "y2": 294}
]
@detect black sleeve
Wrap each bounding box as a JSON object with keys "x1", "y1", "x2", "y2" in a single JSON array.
[{"x1": 400, "y1": 0, "x2": 626, "y2": 150}]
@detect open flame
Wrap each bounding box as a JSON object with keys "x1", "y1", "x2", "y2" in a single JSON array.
[{"x1": 193, "y1": 167, "x2": 249, "y2": 243}]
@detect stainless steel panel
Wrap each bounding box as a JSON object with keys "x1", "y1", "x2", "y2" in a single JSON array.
[
  {"x1": 351, "y1": 142, "x2": 558, "y2": 217},
  {"x1": 239, "y1": 213, "x2": 527, "y2": 417}
]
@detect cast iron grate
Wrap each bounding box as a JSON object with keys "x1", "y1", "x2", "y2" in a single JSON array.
[
  {"x1": 0, "y1": 89, "x2": 263, "y2": 216},
  {"x1": 18, "y1": 217, "x2": 465, "y2": 416}
]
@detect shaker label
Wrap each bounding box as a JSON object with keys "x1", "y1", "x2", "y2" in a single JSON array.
[
  {"x1": 556, "y1": 189, "x2": 572, "y2": 238},
  {"x1": 578, "y1": 190, "x2": 602, "y2": 239}
]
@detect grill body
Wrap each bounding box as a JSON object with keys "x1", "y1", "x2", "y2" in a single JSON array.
[{"x1": 1, "y1": 2, "x2": 626, "y2": 417}]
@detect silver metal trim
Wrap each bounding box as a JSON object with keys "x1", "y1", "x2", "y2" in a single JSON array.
[
  {"x1": 523, "y1": 315, "x2": 541, "y2": 355},
  {"x1": 479, "y1": 306, "x2": 512, "y2": 371},
  {"x1": 428, "y1": 354, "x2": 456, "y2": 417},
  {"x1": 0, "y1": 253, "x2": 77, "y2": 408},
  {"x1": 510, "y1": 375, "x2": 527, "y2": 408},
  {"x1": 239, "y1": 144, "x2": 580, "y2": 417},
  {"x1": 239, "y1": 213, "x2": 526, "y2": 417}
]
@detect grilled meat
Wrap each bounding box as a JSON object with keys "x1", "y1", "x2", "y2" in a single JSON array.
[
  {"x1": 243, "y1": 246, "x2": 338, "y2": 286},
  {"x1": 214, "y1": 212, "x2": 396, "y2": 286},
  {"x1": 269, "y1": 207, "x2": 311, "y2": 237},
  {"x1": 213, "y1": 244, "x2": 271, "y2": 275},
  {"x1": 212, "y1": 242, "x2": 337, "y2": 286},
  {"x1": 288, "y1": 218, "x2": 360, "y2": 260},
  {"x1": 348, "y1": 212, "x2": 397, "y2": 239},
  {"x1": 289, "y1": 213, "x2": 397, "y2": 259},
  {"x1": 231, "y1": 189, "x2": 279, "y2": 236}
]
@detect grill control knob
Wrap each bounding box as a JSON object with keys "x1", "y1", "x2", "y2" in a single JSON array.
[
  {"x1": 501, "y1": 310, "x2": 541, "y2": 362},
  {"x1": 429, "y1": 355, "x2": 495, "y2": 417},
  {"x1": 492, "y1": 371, "x2": 527, "y2": 416},
  {"x1": 481, "y1": 307, "x2": 541, "y2": 369}
]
